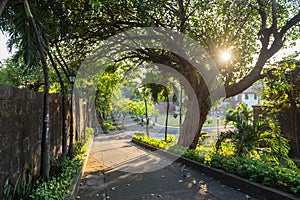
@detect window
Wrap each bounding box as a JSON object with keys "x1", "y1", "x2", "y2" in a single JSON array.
[
  {"x1": 245, "y1": 94, "x2": 249, "y2": 100},
  {"x1": 254, "y1": 94, "x2": 257, "y2": 100}
]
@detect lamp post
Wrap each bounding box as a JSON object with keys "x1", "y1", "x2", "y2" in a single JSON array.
[
  {"x1": 68, "y1": 72, "x2": 76, "y2": 158},
  {"x1": 83, "y1": 101, "x2": 87, "y2": 141},
  {"x1": 217, "y1": 115, "x2": 220, "y2": 138}
]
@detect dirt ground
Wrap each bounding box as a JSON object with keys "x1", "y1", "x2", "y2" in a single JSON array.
[
  {"x1": 76, "y1": 154, "x2": 108, "y2": 199},
  {"x1": 83, "y1": 154, "x2": 107, "y2": 174}
]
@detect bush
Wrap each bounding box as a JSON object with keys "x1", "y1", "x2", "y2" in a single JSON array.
[
  {"x1": 3, "y1": 140, "x2": 88, "y2": 200},
  {"x1": 102, "y1": 120, "x2": 116, "y2": 131},
  {"x1": 216, "y1": 103, "x2": 294, "y2": 168},
  {"x1": 29, "y1": 142, "x2": 87, "y2": 199},
  {"x1": 30, "y1": 157, "x2": 82, "y2": 199},
  {"x1": 209, "y1": 153, "x2": 300, "y2": 195},
  {"x1": 3, "y1": 165, "x2": 34, "y2": 200}
]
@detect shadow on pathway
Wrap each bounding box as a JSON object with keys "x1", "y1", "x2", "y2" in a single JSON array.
[{"x1": 77, "y1": 118, "x2": 258, "y2": 200}]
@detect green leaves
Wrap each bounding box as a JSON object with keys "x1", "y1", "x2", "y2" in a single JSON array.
[
  {"x1": 30, "y1": 147, "x2": 85, "y2": 199},
  {"x1": 3, "y1": 168, "x2": 34, "y2": 200},
  {"x1": 264, "y1": 60, "x2": 300, "y2": 110},
  {"x1": 216, "y1": 103, "x2": 293, "y2": 168},
  {"x1": 210, "y1": 154, "x2": 300, "y2": 195}
]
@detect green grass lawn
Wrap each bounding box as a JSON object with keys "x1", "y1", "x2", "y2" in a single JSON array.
[{"x1": 155, "y1": 114, "x2": 226, "y2": 127}]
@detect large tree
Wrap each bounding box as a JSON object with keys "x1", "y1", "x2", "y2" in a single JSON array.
[
  {"x1": 24, "y1": 0, "x2": 51, "y2": 179},
  {"x1": 102, "y1": 0, "x2": 300, "y2": 148},
  {"x1": 2, "y1": 0, "x2": 300, "y2": 150},
  {"x1": 55, "y1": 0, "x2": 300, "y2": 149}
]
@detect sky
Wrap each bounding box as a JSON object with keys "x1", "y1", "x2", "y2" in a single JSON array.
[
  {"x1": 0, "y1": 32, "x2": 299, "y2": 64},
  {"x1": 0, "y1": 32, "x2": 13, "y2": 63}
]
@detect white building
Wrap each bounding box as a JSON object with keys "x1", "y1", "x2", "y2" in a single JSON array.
[{"x1": 226, "y1": 86, "x2": 261, "y2": 110}]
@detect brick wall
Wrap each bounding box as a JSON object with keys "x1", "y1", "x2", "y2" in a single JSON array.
[{"x1": 0, "y1": 85, "x2": 69, "y2": 197}]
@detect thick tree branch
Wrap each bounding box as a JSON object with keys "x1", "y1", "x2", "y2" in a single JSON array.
[
  {"x1": 257, "y1": 0, "x2": 267, "y2": 30},
  {"x1": 279, "y1": 10, "x2": 300, "y2": 37},
  {"x1": 271, "y1": 0, "x2": 277, "y2": 30},
  {"x1": 225, "y1": 1, "x2": 300, "y2": 98},
  {"x1": 257, "y1": 0, "x2": 270, "y2": 50},
  {"x1": 177, "y1": 0, "x2": 187, "y2": 32}
]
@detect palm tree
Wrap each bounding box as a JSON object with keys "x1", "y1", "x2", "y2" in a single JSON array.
[
  {"x1": 24, "y1": 0, "x2": 50, "y2": 180},
  {"x1": 1, "y1": 0, "x2": 51, "y2": 179},
  {"x1": 1, "y1": 0, "x2": 76, "y2": 178},
  {"x1": 216, "y1": 103, "x2": 291, "y2": 166}
]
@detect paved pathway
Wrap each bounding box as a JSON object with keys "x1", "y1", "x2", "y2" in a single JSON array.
[{"x1": 77, "y1": 118, "x2": 260, "y2": 200}]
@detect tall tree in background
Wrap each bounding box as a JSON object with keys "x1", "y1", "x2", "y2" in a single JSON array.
[
  {"x1": 1, "y1": 0, "x2": 72, "y2": 158},
  {"x1": 24, "y1": 0, "x2": 50, "y2": 179}
]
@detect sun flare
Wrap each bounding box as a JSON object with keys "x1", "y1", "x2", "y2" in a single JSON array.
[{"x1": 221, "y1": 51, "x2": 231, "y2": 61}]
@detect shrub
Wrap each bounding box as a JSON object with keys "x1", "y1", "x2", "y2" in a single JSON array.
[
  {"x1": 209, "y1": 153, "x2": 300, "y2": 195},
  {"x1": 30, "y1": 157, "x2": 82, "y2": 199},
  {"x1": 3, "y1": 165, "x2": 34, "y2": 200},
  {"x1": 216, "y1": 103, "x2": 294, "y2": 168},
  {"x1": 3, "y1": 139, "x2": 88, "y2": 200},
  {"x1": 102, "y1": 120, "x2": 116, "y2": 131}
]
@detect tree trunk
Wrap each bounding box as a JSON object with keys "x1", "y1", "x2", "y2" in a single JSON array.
[
  {"x1": 290, "y1": 102, "x2": 299, "y2": 157},
  {"x1": 0, "y1": 0, "x2": 9, "y2": 16},
  {"x1": 75, "y1": 90, "x2": 80, "y2": 141},
  {"x1": 164, "y1": 97, "x2": 170, "y2": 142},
  {"x1": 177, "y1": 97, "x2": 201, "y2": 147},
  {"x1": 189, "y1": 109, "x2": 209, "y2": 149},
  {"x1": 175, "y1": 62, "x2": 211, "y2": 149},
  {"x1": 24, "y1": 0, "x2": 50, "y2": 180},
  {"x1": 179, "y1": 85, "x2": 183, "y2": 135},
  {"x1": 144, "y1": 99, "x2": 149, "y2": 137},
  {"x1": 48, "y1": 52, "x2": 68, "y2": 156}
]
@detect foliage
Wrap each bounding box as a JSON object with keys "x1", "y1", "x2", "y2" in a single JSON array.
[
  {"x1": 133, "y1": 132, "x2": 176, "y2": 147},
  {"x1": 96, "y1": 71, "x2": 120, "y2": 120},
  {"x1": 3, "y1": 164, "x2": 34, "y2": 200},
  {"x1": 129, "y1": 100, "x2": 155, "y2": 118},
  {"x1": 84, "y1": 127, "x2": 95, "y2": 142},
  {"x1": 30, "y1": 157, "x2": 82, "y2": 199},
  {"x1": 113, "y1": 98, "x2": 132, "y2": 120},
  {"x1": 0, "y1": 59, "x2": 44, "y2": 90},
  {"x1": 263, "y1": 59, "x2": 300, "y2": 110},
  {"x1": 29, "y1": 141, "x2": 87, "y2": 199},
  {"x1": 210, "y1": 154, "x2": 300, "y2": 195},
  {"x1": 3, "y1": 140, "x2": 87, "y2": 200},
  {"x1": 215, "y1": 103, "x2": 293, "y2": 167},
  {"x1": 133, "y1": 133, "x2": 208, "y2": 163},
  {"x1": 102, "y1": 120, "x2": 116, "y2": 131}
]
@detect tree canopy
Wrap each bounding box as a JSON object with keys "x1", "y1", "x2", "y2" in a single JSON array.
[{"x1": 1, "y1": 0, "x2": 299, "y2": 149}]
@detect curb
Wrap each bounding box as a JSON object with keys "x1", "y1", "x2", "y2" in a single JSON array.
[
  {"x1": 64, "y1": 136, "x2": 95, "y2": 200},
  {"x1": 132, "y1": 139, "x2": 299, "y2": 200}
]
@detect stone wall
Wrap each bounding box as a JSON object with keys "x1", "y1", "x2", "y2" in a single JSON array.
[{"x1": 0, "y1": 85, "x2": 69, "y2": 197}]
